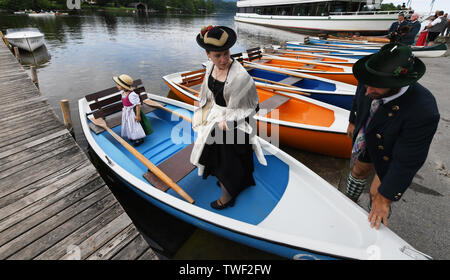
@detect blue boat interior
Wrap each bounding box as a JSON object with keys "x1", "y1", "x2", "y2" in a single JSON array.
[
  {"x1": 90, "y1": 104, "x2": 290, "y2": 225},
  {"x1": 248, "y1": 68, "x2": 336, "y2": 92}
]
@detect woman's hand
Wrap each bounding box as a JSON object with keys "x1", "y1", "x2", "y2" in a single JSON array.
[
  {"x1": 219, "y1": 121, "x2": 228, "y2": 131},
  {"x1": 347, "y1": 122, "x2": 355, "y2": 139}
]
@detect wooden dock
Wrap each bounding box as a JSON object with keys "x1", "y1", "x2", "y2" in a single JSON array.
[{"x1": 0, "y1": 41, "x2": 159, "y2": 260}]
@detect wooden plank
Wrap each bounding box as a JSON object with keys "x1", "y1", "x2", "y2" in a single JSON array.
[
  {"x1": 138, "y1": 247, "x2": 161, "y2": 260},
  {"x1": 8, "y1": 194, "x2": 118, "y2": 260},
  {"x1": 0, "y1": 162, "x2": 97, "y2": 222},
  {"x1": 0, "y1": 126, "x2": 66, "y2": 156},
  {"x1": 85, "y1": 79, "x2": 142, "y2": 102},
  {"x1": 0, "y1": 133, "x2": 72, "y2": 172},
  {"x1": 86, "y1": 224, "x2": 140, "y2": 260},
  {"x1": 0, "y1": 147, "x2": 86, "y2": 198},
  {"x1": 258, "y1": 94, "x2": 291, "y2": 115},
  {"x1": 111, "y1": 234, "x2": 150, "y2": 260},
  {"x1": 60, "y1": 212, "x2": 132, "y2": 260},
  {"x1": 278, "y1": 76, "x2": 303, "y2": 85},
  {"x1": 35, "y1": 202, "x2": 126, "y2": 260},
  {"x1": 0, "y1": 129, "x2": 67, "y2": 159},
  {"x1": 0, "y1": 121, "x2": 64, "y2": 149},
  {"x1": 0, "y1": 185, "x2": 111, "y2": 258},
  {"x1": 0, "y1": 170, "x2": 100, "y2": 234}
]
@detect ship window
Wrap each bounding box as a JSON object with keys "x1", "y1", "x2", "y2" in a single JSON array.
[
  {"x1": 255, "y1": 7, "x2": 262, "y2": 14},
  {"x1": 275, "y1": 5, "x2": 293, "y2": 16},
  {"x1": 246, "y1": 7, "x2": 254, "y2": 13}
]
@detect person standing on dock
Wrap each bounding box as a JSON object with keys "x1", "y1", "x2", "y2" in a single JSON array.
[
  {"x1": 345, "y1": 44, "x2": 440, "y2": 230},
  {"x1": 426, "y1": 10, "x2": 447, "y2": 46},
  {"x1": 388, "y1": 13, "x2": 409, "y2": 43},
  {"x1": 402, "y1": 13, "x2": 421, "y2": 45},
  {"x1": 190, "y1": 25, "x2": 266, "y2": 210},
  {"x1": 113, "y1": 74, "x2": 153, "y2": 147}
]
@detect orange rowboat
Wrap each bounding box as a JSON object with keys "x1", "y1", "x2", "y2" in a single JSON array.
[
  {"x1": 268, "y1": 49, "x2": 357, "y2": 67},
  {"x1": 254, "y1": 55, "x2": 358, "y2": 86},
  {"x1": 163, "y1": 70, "x2": 352, "y2": 158}
]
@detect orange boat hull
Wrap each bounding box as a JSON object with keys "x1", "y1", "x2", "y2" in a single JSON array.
[{"x1": 165, "y1": 80, "x2": 352, "y2": 158}]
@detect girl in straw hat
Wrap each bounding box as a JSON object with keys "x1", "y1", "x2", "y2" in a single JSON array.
[{"x1": 113, "y1": 74, "x2": 153, "y2": 146}]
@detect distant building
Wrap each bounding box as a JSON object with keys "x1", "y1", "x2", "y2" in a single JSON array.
[{"x1": 129, "y1": 2, "x2": 148, "y2": 12}]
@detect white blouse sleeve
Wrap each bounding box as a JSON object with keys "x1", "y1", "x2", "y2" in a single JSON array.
[{"x1": 128, "y1": 91, "x2": 141, "y2": 106}]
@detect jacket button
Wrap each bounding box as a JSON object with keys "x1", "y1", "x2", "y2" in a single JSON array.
[
  {"x1": 388, "y1": 112, "x2": 393, "y2": 117},
  {"x1": 392, "y1": 105, "x2": 400, "y2": 111},
  {"x1": 376, "y1": 133, "x2": 382, "y2": 139},
  {"x1": 383, "y1": 156, "x2": 390, "y2": 161},
  {"x1": 378, "y1": 145, "x2": 384, "y2": 150}
]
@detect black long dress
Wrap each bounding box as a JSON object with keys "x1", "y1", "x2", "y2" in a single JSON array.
[{"x1": 198, "y1": 64, "x2": 256, "y2": 198}]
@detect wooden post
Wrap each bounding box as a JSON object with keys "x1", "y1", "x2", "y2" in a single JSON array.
[
  {"x1": 30, "y1": 66, "x2": 39, "y2": 89},
  {"x1": 60, "y1": 99, "x2": 75, "y2": 138},
  {"x1": 14, "y1": 47, "x2": 20, "y2": 60},
  {"x1": 0, "y1": 31, "x2": 11, "y2": 49}
]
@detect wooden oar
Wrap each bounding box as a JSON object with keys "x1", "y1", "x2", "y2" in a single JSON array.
[
  {"x1": 176, "y1": 82, "x2": 200, "y2": 96},
  {"x1": 244, "y1": 61, "x2": 311, "y2": 80},
  {"x1": 88, "y1": 116, "x2": 195, "y2": 204},
  {"x1": 252, "y1": 76, "x2": 298, "y2": 88},
  {"x1": 255, "y1": 83, "x2": 311, "y2": 97},
  {"x1": 143, "y1": 99, "x2": 192, "y2": 123}
]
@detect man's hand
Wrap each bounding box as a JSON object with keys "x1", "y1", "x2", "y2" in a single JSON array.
[
  {"x1": 368, "y1": 193, "x2": 392, "y2": 230},
  {"x1": 347, "y1": 122, "x2": 355, "y2": 139}
]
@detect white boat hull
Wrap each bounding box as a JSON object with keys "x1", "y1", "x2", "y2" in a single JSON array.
[
  {"x1": 5, "y1": 30, "x2": 45, "y2": 52},
  {"x1": 79, "y1": 93, "x2": 432, "y2": 260},
  {"x1": 235, "y1": 13, "x2": 398, "y2": 34}
]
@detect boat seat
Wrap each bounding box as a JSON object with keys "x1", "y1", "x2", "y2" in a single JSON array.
[
  {"x1": 300, "y1": 64, "x2": 316, "y2": 69},
  {"x1": 181, "y1": 68, "x2": 205, "y2": 86},
  {"x1": 257, "y1": 94, "x2": 290, "y2": 115},
  {"x1": 143, "y1": 143, "x2": 196, "y2": 192},
  {"x1": 85, "y1": 81, "x2": 157, "y2": 134},
  {"x1": 278, "y1": 76, "x2": 303, "y2": 85}
]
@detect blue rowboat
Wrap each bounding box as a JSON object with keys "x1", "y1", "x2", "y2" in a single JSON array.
[
  {"x1": 281, "y1": 45, "x2": 370, "y2": 59},
  {"x1": 244, "y1": 62, "x2": 355, "y2": 110},
  {"x1": 308, "y1": 37, "x2": 385, "y2": 48},
  {"x1": 287, "y1": 41, "x2": 380, "y2": 53},
  {"x1": 79, "y1": 92, "x2": 431, "y2": 260}
]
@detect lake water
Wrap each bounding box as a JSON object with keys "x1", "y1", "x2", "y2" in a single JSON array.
[{"x1": 0, "y1": 11, "x2": 318, "y2": 259}]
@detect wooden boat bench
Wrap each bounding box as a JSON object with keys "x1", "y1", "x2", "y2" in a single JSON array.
[
  {"x1": 85, "y1": 79, "x2": 157, "y2": 134},
  {"x1": 257, "y1": 94, "x2": 290, "y2": 116},
  {"x1": 143, "y1": 143, "x2": 196, "y2": 192},
  {"x1": 277, "y1": 76, "x2": 303, "y2": 85}
]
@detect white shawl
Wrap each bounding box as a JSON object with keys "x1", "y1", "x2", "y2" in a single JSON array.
[{"x1": 190, "y1": 60, "x2": 267, "y2": 175}]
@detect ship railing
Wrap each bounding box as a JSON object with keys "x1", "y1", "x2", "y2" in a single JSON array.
[{"x1": 330, "y1": 10, "x2": 412, "y2": 16}]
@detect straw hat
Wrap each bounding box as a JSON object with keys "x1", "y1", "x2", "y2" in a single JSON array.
[
  {"x1": 353, "y1": 43, "x2": 425, "y2": 88},
  {"x1": 196, "y1": 25, "x2": 237, "y2": 52},
  {"x1": 113, "y1": 74, "x2": 134, "y2": 91}
]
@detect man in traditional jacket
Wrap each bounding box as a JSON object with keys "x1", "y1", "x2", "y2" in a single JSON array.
[
  {"x1": 345, "y1": 43, "x2": 440, "y2": 230},
  {"x1": 402, "y1": 13, "x2": 421, "y2": 45}
]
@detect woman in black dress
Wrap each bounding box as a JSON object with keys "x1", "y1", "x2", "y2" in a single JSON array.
[{"x1": 190, "y1": 26, "x2": 267, "y2": 210}]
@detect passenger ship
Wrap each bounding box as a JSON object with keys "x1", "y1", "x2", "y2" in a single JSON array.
[{"x1": 235, "y1": 0, "x2": 407, "y2": 35}]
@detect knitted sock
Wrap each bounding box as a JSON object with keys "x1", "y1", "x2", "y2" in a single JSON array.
[{"x1": 346, "y1": 172, "x2": 367, "y2": 201}]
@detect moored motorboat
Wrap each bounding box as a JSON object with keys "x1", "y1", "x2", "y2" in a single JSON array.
[
  {"x1": 28, "y1": 11, "x2": 55, "y2": 17},
  {"x1": 79, "y1": 91, "x2": 431, "y2": 260},
  {"x1": 5, "y1": 28, "x2": 45, "y2": 52},
  {"x1": 163, "y1": 69, "x2": 352, "y2": 158}
]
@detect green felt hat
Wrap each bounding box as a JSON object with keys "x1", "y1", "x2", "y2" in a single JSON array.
[{"x1": 353, "y1": 43, "x2": 426, "y2": 88}]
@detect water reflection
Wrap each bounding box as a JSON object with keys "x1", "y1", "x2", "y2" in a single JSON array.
[{"x1": 18, "y1": 45, "x2": 51, "y2": 67}]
